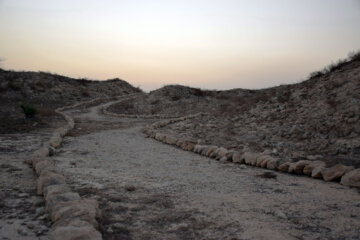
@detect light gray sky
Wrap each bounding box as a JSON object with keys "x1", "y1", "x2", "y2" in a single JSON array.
[{"x1": 1, "y1": 0, "x2": 359, "y2": 91}]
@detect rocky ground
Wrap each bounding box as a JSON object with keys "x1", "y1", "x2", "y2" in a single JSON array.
[
  {"x1": 0, "y1": 70, "x2": 141, "y2": 239},
  {"x1": 1, "y1": 54, "x2": 360, "y2": 240},
  {"x1": 109, "y1": 57, "x2": 360, "y2": 168},
  {"x1": 51, "y1": 100, "x2": 360, "y2": 240},
  {"x1": 0, "y1": 69, "x2": 141, "y2": 134},
  {"x1": 0, "y1": 114, "x2": 66, "y2": 240}
]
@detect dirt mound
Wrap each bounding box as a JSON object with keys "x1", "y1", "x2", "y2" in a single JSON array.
[
  {"x1": 0, "y1": 69, "x2": 141, "y2": 133},
  {"x1": 110, "y1": 57, "x2": 360, "y2": 168}
]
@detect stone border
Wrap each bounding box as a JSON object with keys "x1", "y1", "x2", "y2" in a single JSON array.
[
  {"x1": 134, "y1": 112, "x2": 359, "y2": 188},
  {"x1": 24, "y1": 95, "x2": 140, "y2": 240}
]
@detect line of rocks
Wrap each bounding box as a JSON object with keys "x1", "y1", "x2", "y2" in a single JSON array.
[
  {"x1": 25, "y1": 99, "x2": 111, "y2": 240},
  {"x1": 137, "y1": 113, "x2": 360, "y2": 188}
]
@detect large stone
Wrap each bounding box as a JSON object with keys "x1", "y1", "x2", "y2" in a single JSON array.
[
  {"x1": 32, "y1": 157, "x2": 49, "y2": 169},
  {"x1": 204, "y1": 146, "x2": 218, "y2": 157},
  {"x1": 255, "y1": 155, "x2": 271, "y2": 167},
  {"x1": 258, "y1": 155, "x2": 278, "y2": 168},
  {"x1": 37, "y1": 170, "x2": 66, "y2": 195},
  {"x1": 34, "y1": 159, "x2": 55, "y2": 176},
  {"x1": 216, "y1": 147, "x2": 228, "y2": 159},
  {"x1": 50, "y1": 220, "x2": 102, "y2": 240},
  {"x1": 198, "y1": 146, "x2": 209, "y2": 155},
  {"x1": 242, "y1": 152, "x2": 258, "y2": 165},
  {"x1": 55, "y1": 127, "x2": 68, "y2": 137},
  {"x1": 27, "y1": 146, "x2": 50, "y2": 164},
  {"x1": 278, "y1": 162, "x2": 291, "y2": 172},
  {"x1": 321, "y1": 164, "x2": 355, "y2": 181},
  {"x1": 182, "y1": 141, "x2": 197, "y2": 151},
  {"x1": 303, "y1": 161, "x2": 326, "y2": 176},
  {"x1": 311, "y1": 166, "x2": 324, "y2": 178},
  {"x1": 209, "y1": 147, "x2": 220, "y2": 158},
  {"x1": 193, "y1": 145, "x2": 206, "y2": 154},
  {"x1": 176, "y1": 139, "x2": 184, "y2": 148},
  {"x1": 164, "y1": 135, "x2": 177, "y2": 145},
  {"x1": 341, "y1": 169, "x2": 360, "y2": 187},
  {"x1": 51, "y1": 199, "x2": 101, "y2": 228},
  {"x1": 44, "y1": 184, "x2": 71, "y2": 199},
  {"x1": 288, "y1": 160, "x2": 311, "y2": 174},
  {"x1": 46, "y1": 192, "x2": 81, "y2": 212},
  {"x1": 260, "y1": 158, "x2": 270, "y2": 168},
  {"x1": 225, "y1": 151, "x2": 236, "y2": 161},
  {"x1": 155, "y1": 133, "x2": 166, "y2": 141},
  {"x1": 266, "y1": 158, "x2": 280, "y2": 170},
  {"x1": 232, "y1": 152, "x2": 244, "y2": 164},
  {"x1": 49, "y1": 133, "x2": 63, "y2": 148}
]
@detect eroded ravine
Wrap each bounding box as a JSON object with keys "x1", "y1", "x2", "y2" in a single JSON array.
[{"x1": 53, "y1": 100, "x2": 360, "y2": 240}]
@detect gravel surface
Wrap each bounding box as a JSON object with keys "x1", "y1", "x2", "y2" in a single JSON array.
[
  {"x1": 50, "y1": 102, "x2": 360, "y2": 240},
  {"x1": 0, "y1": 127, "x2": 64, "y2": 240}
]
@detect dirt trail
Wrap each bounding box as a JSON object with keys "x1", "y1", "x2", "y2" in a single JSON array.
[
  {"x1": 0, "y1": 119, "x2": 68, "y2": 240},
  {"x1": 52, "y1": 100, "x2": 360, "y2": 240}
]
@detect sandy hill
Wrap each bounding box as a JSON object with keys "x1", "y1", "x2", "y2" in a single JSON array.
[
  {"x1": 0, "y1": 69, "x2": 141, "y2": 133},
  {"x1": 109, "y1": 53, "x2": 360, "y2": 168}
]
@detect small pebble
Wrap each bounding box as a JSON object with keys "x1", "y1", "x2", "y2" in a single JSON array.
[
  {"x1": 17, "y1": 229, "x2": 28, "y2": 236},
  {"x1": 18, "y1": 193, "x2": 29, "y2": 198},
  {"x1": 125, "y1": 185, "x2": 136, "y2": 192},
  {"x1": 32, "y1": 198, "x2": 44, "y2": 207},
  {"x1": 27, "y1": 223, "x2": 35, "y2": 229},
  {"x1": 37, "y1": 214, "x2": 47, "y2": 220}
]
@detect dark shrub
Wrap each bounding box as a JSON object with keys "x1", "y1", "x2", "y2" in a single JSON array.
[
  {"x1": 20, "y1": 103, "x2": 37, "y2": 118},
  {"x1": 348, "y1": 50, "x2": 360, "y2": 61},
  {"x1": 171, "y1": 95, "x2": 181, "y2": 101},
  {"x1": 193, "y1": 88, "x2": 206, "y2": 97},
  {"x1": 309, "y1": 71, "x2": 324, "y2": 79}
]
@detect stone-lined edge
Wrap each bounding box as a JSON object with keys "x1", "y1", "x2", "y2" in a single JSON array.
[
  {"x1": 25, "y1": 95, "x2": 137, "y2": 240},
  {"x1": 104, "y1": 100, "x2": 359, "y2": 188}
]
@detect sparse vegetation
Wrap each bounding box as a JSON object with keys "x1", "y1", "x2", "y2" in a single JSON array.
[
  {"x1": 308, "y1": 50, "x2": 360, "y2": 80},
  {"x1": 348, "y1": 50, "x2": 360, "y2": 61},
  {"x1": 19, "y1": 103, "x2": 37, "y2": 118},
  {"x1": 309, "y1": 71, "x2": 325, "y2": 79}
]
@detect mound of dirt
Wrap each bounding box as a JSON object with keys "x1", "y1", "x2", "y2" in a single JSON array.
[
  {"x1": 0, "y1": 69, "x2": 141, "y2": 133},
  {"x1": 110, "y1": 58, "x2": 360, "y2": 168}
]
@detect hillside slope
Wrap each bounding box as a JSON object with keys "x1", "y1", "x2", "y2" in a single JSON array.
[
  {"x1": 110, "y1": 57, "x2": 360, "y2": 167},
  {"x1": 0, "y1": 70, "x2": 141, "y2": 133}
]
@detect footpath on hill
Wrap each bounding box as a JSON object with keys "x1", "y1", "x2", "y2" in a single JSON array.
[{"x1": 51, "y1": 100, "x2": 360, "y2": 240}]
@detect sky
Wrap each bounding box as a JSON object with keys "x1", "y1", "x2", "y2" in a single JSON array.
[{"x1": 0, "y1": 0, "x2": 359, "y2": 91}]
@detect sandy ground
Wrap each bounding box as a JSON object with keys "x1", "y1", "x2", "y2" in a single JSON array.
[
  {"x1": 0, "y1": 128, "x2": 61, "y2": 240},
  {"x1": 51, "y1": 102, "x2": 360, "y2": 240}
]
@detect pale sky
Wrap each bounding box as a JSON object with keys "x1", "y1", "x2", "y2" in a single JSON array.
[{"x1": 1, "y1": 0, "x2": 359, "y2": 91}]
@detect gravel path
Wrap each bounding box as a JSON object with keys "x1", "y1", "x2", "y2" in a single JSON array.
[
  {"x1": 0, "y1": 121, "x2": 67, "y2": 240},
  {"x1": 53, "y1": 101, "x2": 360, "y2": 240}
]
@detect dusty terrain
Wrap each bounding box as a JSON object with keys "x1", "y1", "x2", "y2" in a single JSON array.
[
  {"x1": 0, "y1": 69, "x2": 141, "y2": 133},
  {"x1": 109, "y1": 57, "x2": 360, "y2": 168},
  {"x1": 0, "y1": 114, "x2": 66, "y2": 239},
  {"x1": 52, "y1": 100, "x2": 360, "y2": 240},
  {"x1": 1, "y1": 54, "x2": 360, "y2": 239},
  {"x1": 0, "y1": 70, "x2": 140, "y2": 239}
]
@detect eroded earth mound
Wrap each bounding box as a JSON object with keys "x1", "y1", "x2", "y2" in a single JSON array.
[
  {"x1": 0, "y1": 69, "x2": 141, "y2": 133},
  {"x1": 109, "y1": 57, "x2": 360, "y2": 168}
]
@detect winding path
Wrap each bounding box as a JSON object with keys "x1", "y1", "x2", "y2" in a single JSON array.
[{"x1": 53, "y1": 98, "x2": 360, "y2": 240}]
